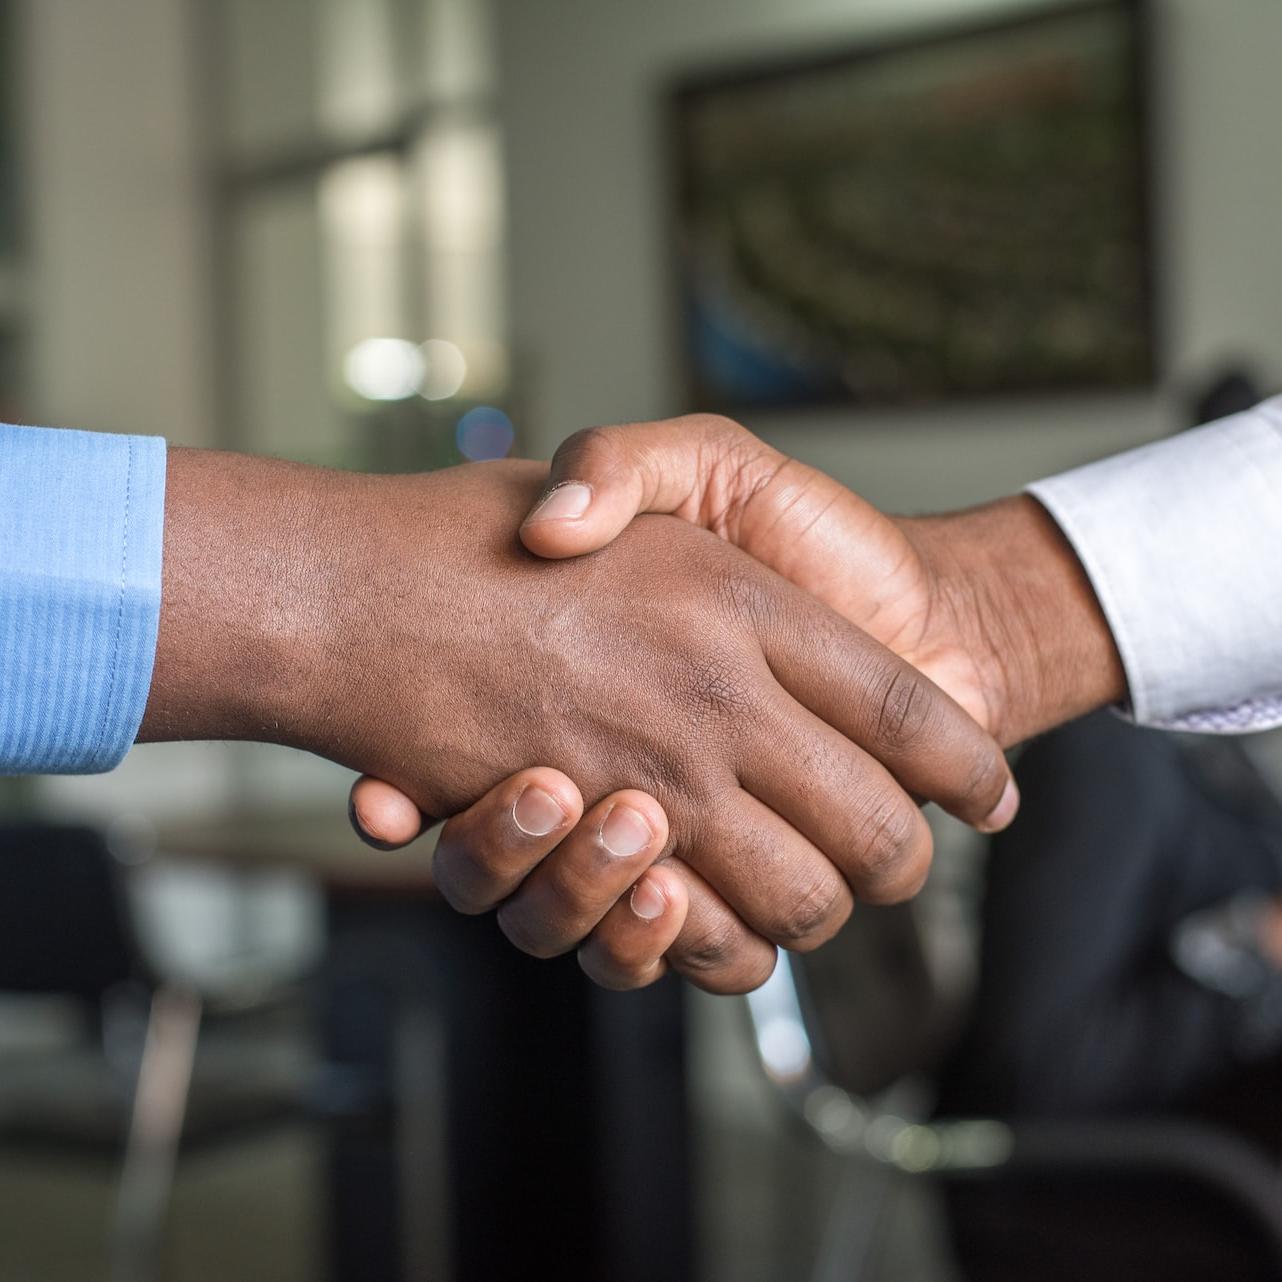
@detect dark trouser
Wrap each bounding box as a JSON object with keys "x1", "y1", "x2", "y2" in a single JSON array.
[{"x1": 939, "y1": 712, "x2": 1282, "y2": 1281}]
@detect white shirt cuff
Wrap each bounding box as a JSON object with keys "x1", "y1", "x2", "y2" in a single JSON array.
[{"x1": 1026, "y1": 398, "x2": 1282, "y2": 734}]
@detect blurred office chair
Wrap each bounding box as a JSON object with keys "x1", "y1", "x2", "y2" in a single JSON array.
[
  {"x1": 0, "y1": 823, "x2": 316, "y2": 1282},
  {"x1": 746, "y1": 905, "x2": 1282, "y2": 1282}
]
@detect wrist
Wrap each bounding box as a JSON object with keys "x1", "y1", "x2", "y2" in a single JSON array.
[
  {"x1": 138, "y1": 447, "x2": 355, "y2": 749},
  {"x1": 905, "y1": 496, "x2": 1126, "y2": 746}
]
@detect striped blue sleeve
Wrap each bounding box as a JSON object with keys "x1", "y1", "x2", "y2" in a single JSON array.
[{"x1": 0, "y1": 424, "x2": 167, "y2": 774}]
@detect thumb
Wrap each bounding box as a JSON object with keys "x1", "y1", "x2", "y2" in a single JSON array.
[
  {"x1": 519, "y1": 415, "x2": 778, "y2": 559},
  {"x1": 349, "y1": 776, "x2": 431, "y2": 850}
]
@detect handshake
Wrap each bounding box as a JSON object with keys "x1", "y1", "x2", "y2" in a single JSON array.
[{"x1": 141, "y1": 414, "x2": 1123, "y2": 994}]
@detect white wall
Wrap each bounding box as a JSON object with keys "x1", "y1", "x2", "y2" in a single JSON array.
[
  {"x1": 495, "y1": 0, "x2": 1282, "y2": 511},
  {"x1": 22, "y1": 0, "x2": 215, "y2": 447}
]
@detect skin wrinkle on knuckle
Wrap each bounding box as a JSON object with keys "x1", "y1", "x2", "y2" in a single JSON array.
[
  {"x1": 543, "y1": 832, "x2": 602, "y2": 894},
  {"x1": 874, "y1": 665, "x2": 934, "y2": 754},
  {"x1": 701, "y1": 438, "x2": 783, "y2": 542},
  {"x1": 539, "y1": 862, "x2": 611, "y2": 939},
  {"x1": 682, "y1": 655, "x2": 757, "y2": 727},
  {"x1": 640, "y1": 739, "x2": 704, "y2": 805},
  {"x1": 675, "y1": 913, "x2": 743, "y2": 976},
  {"x1": 869, "y1": 818, "x2": 934, "y2": 904},
  {"x1": 713, "y1": 565, "x2": 772, "y2": 632},
  {"x1": 958, "y1": 738, "x2": 1007, "y2": 817},
  {"x1": 770, "y1": 873, "x2": 848, "y2": 949},
  {"x1": 848, "y1": 793, "x2": 921, "y2": 894}
]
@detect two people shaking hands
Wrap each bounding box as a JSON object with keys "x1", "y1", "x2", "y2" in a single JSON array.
[
  {"x1": 14, "y1": 396, "x2": 1282, "y2": 995},
  {"x1": 137, "y1": 412, "x2": 1133, "y2": 989},
  {"x1": 328, "y1": 413, "x2": 1122, "y2": 994}
]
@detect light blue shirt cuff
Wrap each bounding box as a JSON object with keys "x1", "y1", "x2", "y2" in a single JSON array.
[{"x1": 1, "y1": 424, "x2": 167, "y2": 773}]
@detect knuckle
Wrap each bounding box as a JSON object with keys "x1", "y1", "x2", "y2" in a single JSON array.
[
  {"x1": 960, "y1": 740, "x2": 1007, "y2": 816},
  {"x1": 542, "y1": 857, "x2": 596, "y2": 917},
  {"x1": 682, "y1": 655, "x2": 759, "y2": 728},
  {"x1": 770, "y1": 874, "x2": 849, "y2": 950},
  {"x1": 684, "y1": 411, "x2": 743, "y2": 438},
  {"x1": 714, "y1": 565, "x2": 771, "y2": 628},
  {"x1": 674, "y1": 911, "x2": 743, "y2": 977},
  {"x1": 685, "y1": 413, "x2": 788, "y2": 539},
  {"x1": 555, "y1": 424, "x2": 622, "y2": 475},
  {"x1": 695, "y1": 947, "x2": 779, "y2": 996},
  {"x1": 874, "y1": 666, "x2": 934, "y2": 753},
  {"x1": 849, "y1": 795, "x2": 926, "y2": 898},
  {"x1": 640, "y1": 742, "x2": 704, "y2": 802}
]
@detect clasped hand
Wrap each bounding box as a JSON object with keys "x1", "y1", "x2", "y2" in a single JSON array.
[{"x1": 345, "y1": 417, "x2": 1029, "y2": 994}]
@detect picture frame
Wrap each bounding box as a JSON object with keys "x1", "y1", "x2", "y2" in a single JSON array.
[{"x1": 667, "y1": 0, "x2": 1157, "y2": 412}]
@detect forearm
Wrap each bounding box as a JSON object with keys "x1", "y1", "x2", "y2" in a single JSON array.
[{"x1": 904, "y1": 496, "x2": 1126, "y2": 747}]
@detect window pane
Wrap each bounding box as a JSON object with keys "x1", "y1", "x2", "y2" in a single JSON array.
[
  {"x1": 416, "y1": 0, "x2": 495, "y2": 100},
  {"x1": 233, "y1": 183, "x2": 347, "y2": 464},
  {"x1": 319, "y1": 153, "x2": 410, "y2": 378},
  {"x1": 414, "y1": 119, "x2": 507, "y2": 399},
  {"x1": 317, "y1": 0, "x2": 401, "y2": 142}
]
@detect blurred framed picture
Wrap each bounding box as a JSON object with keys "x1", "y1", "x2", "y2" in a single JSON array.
[{"x1": 668, "y1": 0, "x2": 1156, "y2": 411}]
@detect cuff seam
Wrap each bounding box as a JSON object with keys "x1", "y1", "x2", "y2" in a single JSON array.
[{"x1": 95, "y1": 432, "x2": 135, "y2": 764}]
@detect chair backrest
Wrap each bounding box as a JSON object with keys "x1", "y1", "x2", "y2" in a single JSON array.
[{"x1": 0, "y1": 823, "x2": 141, "y2": 1001}]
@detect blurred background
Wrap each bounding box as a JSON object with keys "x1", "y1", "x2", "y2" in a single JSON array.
[{"x1": 1, "y1": 1, "x2": 1281, "y2": 1279}]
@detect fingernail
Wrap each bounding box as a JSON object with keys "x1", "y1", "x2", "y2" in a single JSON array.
[
  {"x1": 525, "y1": 482, "x2": 591, "y2": 523},
  {"x1": 978, "y1": 777, "x2": 1020, "y2": 833},
  {"x1": 630, "y1": 879, "x2": 667, "y2": 921},
  {"x1": 513, "y1": 786, "x2": 566, "y2": 837},
  {"x1": 601, "y1": 804, "x2": 653, "y2": 857}
]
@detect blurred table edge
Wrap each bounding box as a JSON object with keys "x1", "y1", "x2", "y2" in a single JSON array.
[{"x1": 152, "y1": 807, "x2": 441, "y2": 896}]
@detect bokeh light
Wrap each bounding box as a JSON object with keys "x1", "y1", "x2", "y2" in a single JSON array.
[
  {"x1": 455, "y1": 406, "x2": 516, "y2": 461},
  {"x1": 343, "y1": 337, "x2": 425, "y2": 401},
  {"x1": 418, "y1": 338, "x2": 468, "y2": 400}
]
